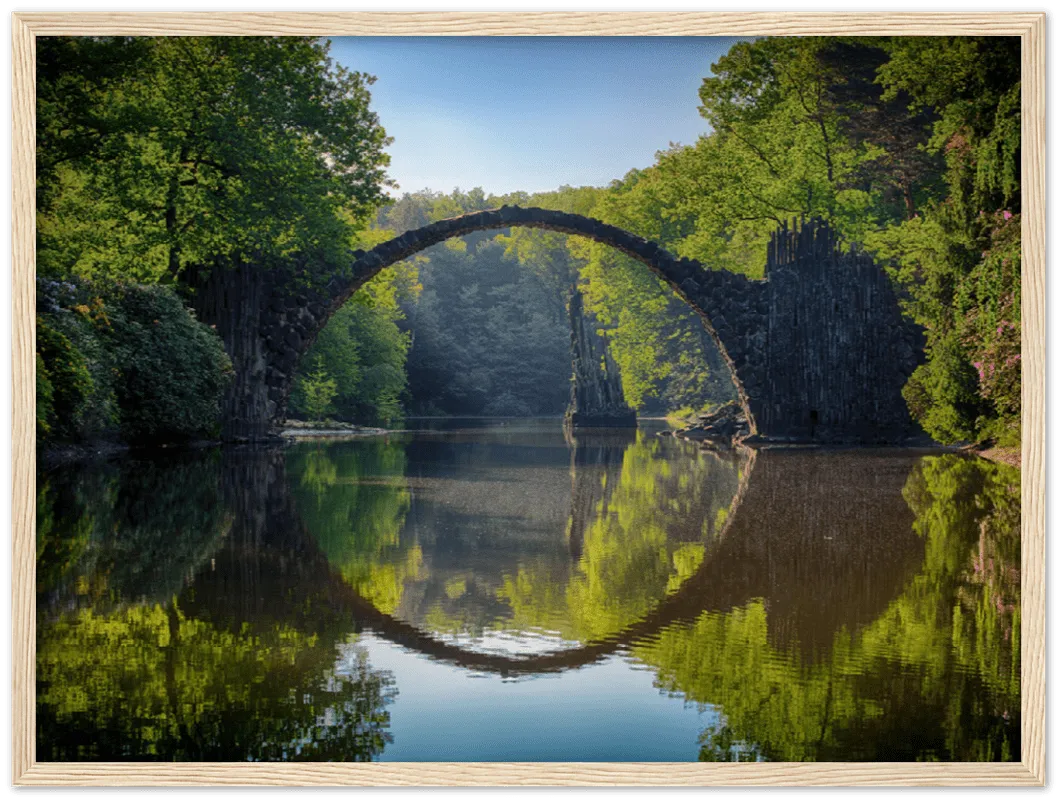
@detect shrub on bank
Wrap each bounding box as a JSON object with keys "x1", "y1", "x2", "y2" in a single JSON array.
[
  {"x1": 36, "y1": 306, "x2": 116, "y2": 442},
  {"x1": 99, "y1": 284, "x2": 232, "y2": 443},
  {"x1": 36, "y1": 279, "x2": 232, "y2": 446}
]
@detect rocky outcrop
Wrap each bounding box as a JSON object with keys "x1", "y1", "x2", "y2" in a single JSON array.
[
  {"x1": 673, "y1": 402, "x2": 750, "y2": 445},
  {"x1": 565, "y1": 288, "x2": 636, "y2": 429}
]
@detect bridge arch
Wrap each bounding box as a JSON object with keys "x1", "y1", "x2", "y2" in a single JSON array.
[
  {"x1": 241, "y1": 208, "x2": 921, "y2": 444},
  {"x1": 261, "y1": 206, "x2": 763, "y2": 436}
]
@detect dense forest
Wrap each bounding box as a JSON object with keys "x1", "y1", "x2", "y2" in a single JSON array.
[{"x1": 36, "y1": 35, "x2": 1021, "y2": 447}]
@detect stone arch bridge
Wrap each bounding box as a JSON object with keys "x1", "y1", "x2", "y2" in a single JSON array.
[{"x1": 200, "y1": 206, "x2": 922, "y2": 443}]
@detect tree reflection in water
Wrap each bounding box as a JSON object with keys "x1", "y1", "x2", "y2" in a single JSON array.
[
  {"x1": 635, "y1": 453, "x2": 1020, "y2": 762},
  {"x1": 36, "y1": 449, "x2": 395, "y2": 762},
  {"x1": 35, "y1": 429, "x2": 1020, "y2": 762},
  {"x1": 289, "y1": 429, "x2": 746, "y2": 646}
]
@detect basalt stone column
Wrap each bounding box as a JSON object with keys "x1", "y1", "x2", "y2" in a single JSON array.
[
  {"x1": 565, "y1": 288, "x2": 637, "y2": 428},
  {"x1": 676, "y1": 266, "x2": 768, "y2": 435},
  {"x1": 188, "y1": 258, "x2": 276, "y2": 441},
  {"x1": 757, "y1": 219, "x2": 924, "y2": 443},
  {"x1": 258, "y1": 283, "x2": 332, "y2": 431}
]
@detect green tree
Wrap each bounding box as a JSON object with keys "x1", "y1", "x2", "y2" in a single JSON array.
[
  {"x1": 390, "y1": 190, "x2": 572, "y2": 417},
  {"x1": 37, "y1": 37, "x2": 393, "y2": 438},
  {"x1": 35, "y1": 316, "x2": 94, "y2": 441},
  {"x1": 867, "y1": 37, "x2": 1022, "y2": 444},
  {"x1": 36, "y1": 279, "x2": 231, "y2": 445},
  {"x1": 37, "y1": 36, "x2": 391, "y2": 283},
  {"x1": 298, "y1": 360, "x2": 338, "y2": 421},
  {"x1": 100, "y1": 284, "x2": 233, "y2": 443},
  {"x1": 290, "y1": 231, "x2": 418, "y2": 425}
]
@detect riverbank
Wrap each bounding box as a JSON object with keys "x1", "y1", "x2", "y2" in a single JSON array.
[
  {"x1": 38, "y1": 421, "x2": 391, "y2": 469},
  {"x1": 971, "y1": 445, "x2": 1021, "y2": 469},
  {"x1": 38, "y1": 438, "x2": 226, "y2": 471},
  {"x1": 280, "y1": 419, "x2": 390, "y2": 439},
  {"x1": 38, "y1": 440, "x2": 130, "y2": 471}
]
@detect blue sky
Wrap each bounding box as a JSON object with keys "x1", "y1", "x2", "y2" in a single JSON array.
[{"x1": 328, "y1": 37, "x2": 743, "y2": 197}]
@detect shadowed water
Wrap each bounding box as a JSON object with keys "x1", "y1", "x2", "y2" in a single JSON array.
[{"x1": 36, "y1": 419, "x2": 1020, "y2": 761}]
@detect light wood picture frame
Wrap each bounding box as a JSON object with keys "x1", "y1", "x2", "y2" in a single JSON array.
[{"x1": 11, "y1": 11, "x2": 1045, "y2": 786}]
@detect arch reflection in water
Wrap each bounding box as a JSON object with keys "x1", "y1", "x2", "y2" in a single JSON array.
[
  {"x1": 35, "y1": 421, "x2": 1020, "y2": 761},
  {"x1": 637, "y1": 451, "x2": 1020, "y2": 762},
  {"x1": 289, "y1": 424, "x2": 747, "y2": 654}
]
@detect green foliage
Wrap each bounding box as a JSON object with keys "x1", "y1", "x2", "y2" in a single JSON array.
[
  {"x1": 289, "y1": 432, "x2": 744, "y2": 643},
  {"x1": 499, "y1": 436, "x2": 744, "y2": 641},
  {"x1": 635, "y1": 454, "x2": 1020, "y2": 762},
  {"x1": 98, "y1": 284, "x2": 232, "y2": 444},
  {"x1": 377, "y1": 191, "x2": 572, "y2": 417},
  {"x1": 36, "y1": 279, "x2": 231, "y2": 446},
  {"x1": 35, "y1": 35, "x2": 1021, "y2": 442},
  {"x1": 36, "y1": 284, "x2": 122, "y2": 443},
  {"x1": 298, "y1": 361, "x2": 339, "y2": 421},
  {"x1": 36, "y1": 36, "x2": 391, "y2": 283},
  {"x1": 564, "y1": 35, "x2": 1021, "y2": 440},
  {"x1": 35, "y1": 354, "x2": 54, "y2": 439},
  {"x1": 372, "y1": 185, "x2": 730, "y2": 419},
  {"x1": 35, "y1": 316, "x2": 93, "y2": 441},
  {"x1": 501, "y1": 185, "x2": 736, "y2": 414},
  {"x1": 36, "y1": 452, "x2": 231, "y2": 605},
  {"x1": 901, "y1": 332, "x2": 982, "y2": 444},
  {"x1": 37, "y1": 603, "x2": 395, "y2": 761},
  {"x1": 289, "y1": 441, "x2": 415, "y2": 616},
  {"x1": 291, "y1": 265, "x2": 415, "y2": 426},
  {"x1": 866, "y1": 37, "x2": 1022, "y2": 442},
  {"x1": 689, "y1": 38, "x2": 914, "y2": 264},
  {"x1": 35, "y1": 449, "x2": 395, "y2": 761}
]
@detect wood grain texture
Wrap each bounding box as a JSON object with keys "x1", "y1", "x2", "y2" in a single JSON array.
[
  {"x1": 11, "y1": 12, "x2": 37, "y2": 786},
  {"x1": 1018, "y1": 13, "x2": 1046, "y2": 787},
  {"x1": 11, "y1": 762, "x2": 1048, "y2": 787},
  {"x1": 12, "y1": 11, "x2": 1046, "y2": 37},
  {"x1": 9, "y1": 11, "x2": 1046, "y2": 787}
]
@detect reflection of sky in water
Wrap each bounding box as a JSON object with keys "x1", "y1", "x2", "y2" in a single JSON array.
[
  {"x1": 425, "y1": 628, "x2": 587, "y2": 656},
  {"x1": 347, "y1": 632, "x2": 719, "y2": 762}
]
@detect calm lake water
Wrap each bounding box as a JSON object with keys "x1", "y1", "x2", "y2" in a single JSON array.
[{"x1": 36, "y1": 419, "x2": 1021, "y2": 762}]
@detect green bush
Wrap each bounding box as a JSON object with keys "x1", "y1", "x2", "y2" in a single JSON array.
[
  {"x1": 36, "y1": 353, "x2": 55, "y2": 440},
  {"x1": 298, "y1": 360, "x2": 338, "y2": 421},
  {"x1": 99, "y1": 284, "x2": 232, "y2": 444},
  {"x1": 35, "y1": 315, "x2": 94, "y2": 441},
  {"x1": 901, "y1": 332, "x2": 983, "y2": 444},
  {"x1": 36, "y1": 279, "x2": 232, "y2": 446}
]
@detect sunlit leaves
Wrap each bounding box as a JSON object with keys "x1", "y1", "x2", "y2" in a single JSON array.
[{"x1": 37, "y1": 36, "x2": 392, "y2": 282}]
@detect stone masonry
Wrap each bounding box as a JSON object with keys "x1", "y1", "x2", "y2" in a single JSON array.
[{"x1": 245, "y1": 207, "x2": 923, "y2": 443}]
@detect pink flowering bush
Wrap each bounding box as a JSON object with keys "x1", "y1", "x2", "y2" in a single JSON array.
[
  {"x1": 970, "y1": 313, "x2": 1020, "y2": 417},
  {"x1": 963, "y1": 211, "x2": 1022, "y2": 436}
]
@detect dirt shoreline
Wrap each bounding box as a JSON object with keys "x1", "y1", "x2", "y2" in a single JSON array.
[{"x1": 971, "y1": 446, "x2": 1021, "y2": 469}]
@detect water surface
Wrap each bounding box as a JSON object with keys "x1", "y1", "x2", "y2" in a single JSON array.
[{"x1": 36, "y1": 419, "x2": 1020, "y2": 761}]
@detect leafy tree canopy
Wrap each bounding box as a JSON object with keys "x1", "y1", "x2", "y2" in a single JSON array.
[{"x1": 37, "y1": 36, "x2": 392, "y2": 283}]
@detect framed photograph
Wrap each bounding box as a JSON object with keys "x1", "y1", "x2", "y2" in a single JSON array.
[{"x1": 12, "y1": 11, "x2": 1044, "y2": 787}]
